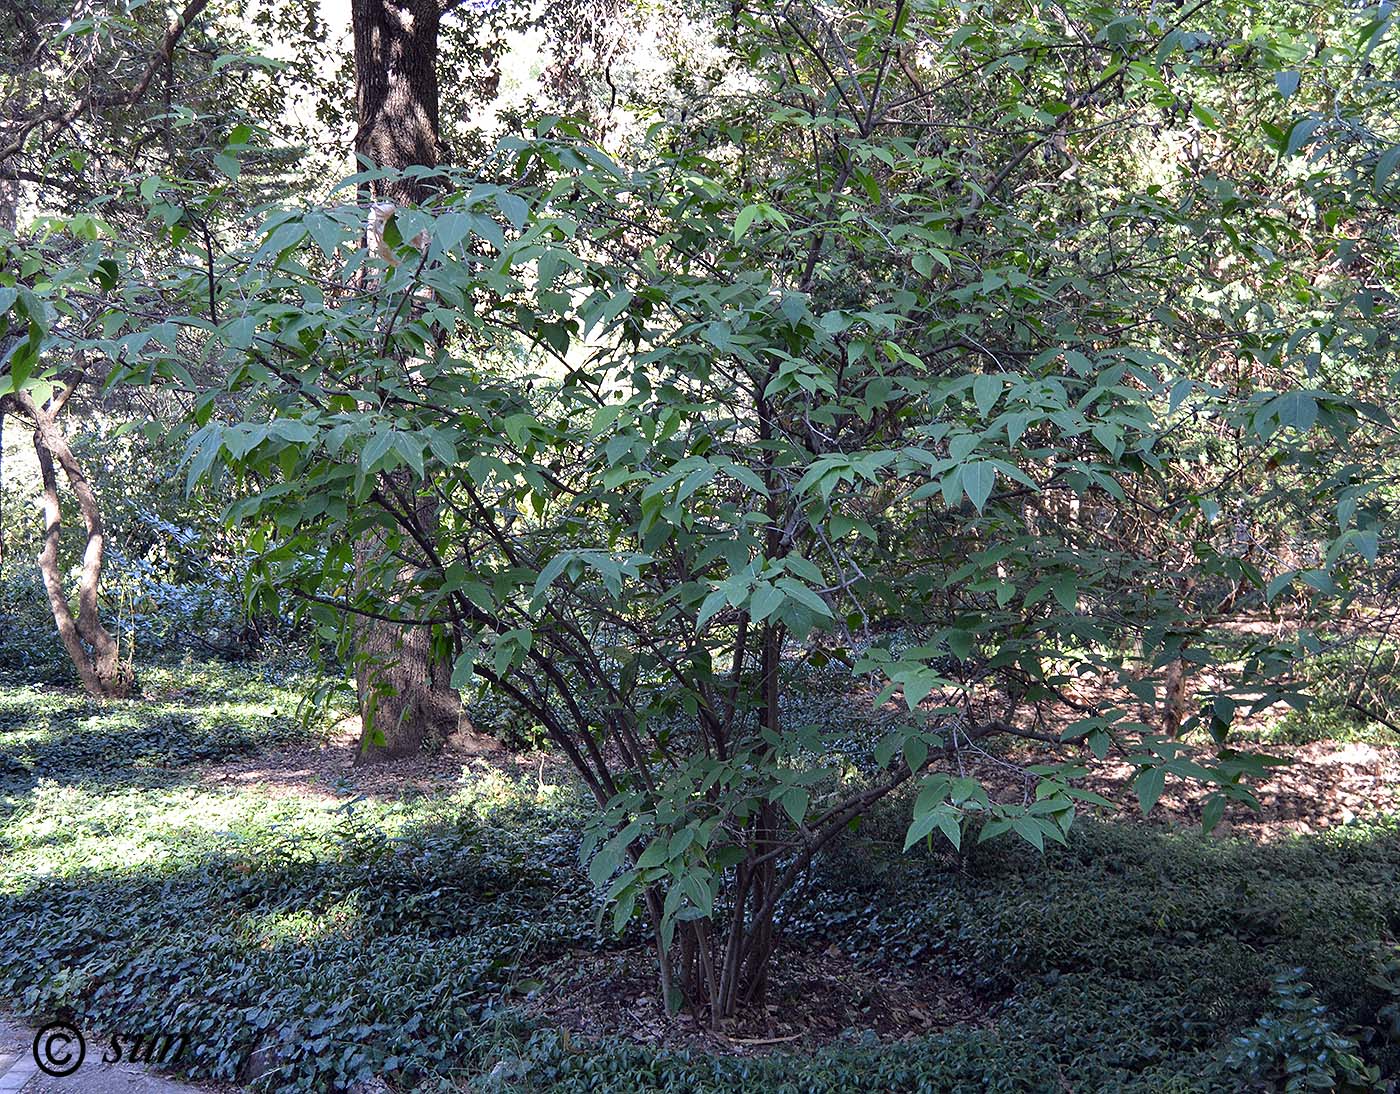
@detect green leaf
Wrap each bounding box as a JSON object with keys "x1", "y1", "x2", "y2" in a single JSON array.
[
  {"x1": 1300, "y1": 569, "x2": 1335, "y2": 594},
  {"x1": 589, "y1": 820, "x2": 641, "y2": 888},
  {"x1": 1135, "y1": 767, "x2": 1166, "y2": 815},
  {"x1": 1010, "y1": 817, "x2": 1045, "y2": 850},
  {"x1": 1167, "y1": 377, "x2": 1193, "y2": 413},
  {"x1": 360, "y1": 431, "x2": 396, "y2": 474},
  {"x1": 733, "y1": 204, "x2": 762, "y2": 241},
  {"x1": 1005, "y1": 412, "x2": 1032, "y2": 446},
  {"x1": 612, "y1": 891, "x2": 637, "y2": 933},
  {"x1": 1201, "y1": 795, "x2": 1226, "y2": 834},
  {"x1": 904, "y1": 805, "x2": 961, "y2": 851},
  {"x1": 946, "y1": 628, "x2": 974, "y2": 660},
  {"x1": 391, "y1": 433, "x2": 425, "y2": 479},
  {"x1": 635, "y1": 840, "x2": 669, "y2": 869},
  {"x1": 904, "y1": 735, "x2": 929, "y2": 774},
  {"x1": 450, "y1": 649, "x2": 476, "y2": 689},
  {"x1": 961, "y1": 462, "x2": 996, "y2": 512},
  {"x1": 749, "y1": 582, "x2": 784, "y2": 623},
  {"x1": 1376, "y1": 146, "x2": 1400, "y2": 191},
  {"x1": 972, "y1": 375, "x2": 1001, "y2": 418},
  {"x1": 532, "y1": 553, "x2": 572, "y2": 606},
  {"x1": 1265, "y1": 571, "x2": 1296, "y2": 603},
  {"x1": 780, "y1": 787, "x2": 809, "y2": 826},
  {"x1": 775, "y1": 577, "x2": 832, "y2": 618},
  {"x1": 695, "y1": 588, "x2": 729, "y2": 630},
  {"x1": 1051, "y1": 573, "x2": 1078, "y2": 612},
  {"x1": 496, "y1": 191, "x2": 528, "y2": 230},
  {"x1": 1274, "y1": 391, "x2": 1317, "y2": 432},
  {"x1": 226, "y1": 316, "x2": 256, "y2": 349},
  {"x1": 1284, "y1": 116, "x2": 1320, "y2": 158}
]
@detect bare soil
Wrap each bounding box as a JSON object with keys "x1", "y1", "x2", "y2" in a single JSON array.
[{"x1": 199, "y1": 716, "x2": 558, "y2": 802}]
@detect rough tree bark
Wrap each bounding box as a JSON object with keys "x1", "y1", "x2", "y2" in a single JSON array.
[
  {"x1": 350, "y1": 0, "x2": 461, "y2": 761},
  {"x1": 1162, "y1": 653, "x2": 1188, "y2": 738},
  {"x1": 10, "y1": 392, "x2": 131, "y2": 698},
  {"x1": 352, "y1": 0, "x2": 440, "y2": 205}
]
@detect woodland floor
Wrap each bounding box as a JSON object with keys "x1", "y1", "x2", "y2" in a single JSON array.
[
  {"x1": 0, "y1": 654, "x2": 1398, "y2": 1090},
  {"x1": 198, "y1": 716, "x2": 1400, "y2": 1053},
  {"x1": 179, "y1": 670, "x2": 1400, "y2": 1054}
]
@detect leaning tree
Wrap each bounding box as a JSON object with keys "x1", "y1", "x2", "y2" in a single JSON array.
[{"x1": 0, "y1": 0, "x2": 345, "y2": 694}]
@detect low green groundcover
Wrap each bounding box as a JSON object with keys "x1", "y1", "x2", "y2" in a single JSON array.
[{"x1": 1, "y1": 666, "x2": 1396, "y2": 1091}]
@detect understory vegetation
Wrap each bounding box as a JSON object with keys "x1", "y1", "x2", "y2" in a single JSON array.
[
  {"x1": 1, "y1": 657, "x2": 1397, "y2": 1091},
  {"x1": 5, "y1": 0, "x2": 1400, "y2": 1087}
]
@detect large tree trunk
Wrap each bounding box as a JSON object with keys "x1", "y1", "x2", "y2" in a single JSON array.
[
  {"x1": 351, "y1": 512, "x2": 461, "y2": 762},
  {"x1": 19, "y1": 394, "x2": 130, "y2": 698},
  {"x1": 352, "y1": 569, "x2": 460, "y2": 760},
  {"x1": 352, "y1": 0, "x2": 440, "y2": 204},
  {"x1": 350, "y1": 0, "x2": 461, "y2": 761}
]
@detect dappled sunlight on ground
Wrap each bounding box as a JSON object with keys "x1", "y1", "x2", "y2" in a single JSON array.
[
  {"x1": 970, "y1": 737, "x2": 1400, "y2": 839},
  {"x1": 1, "y1": 657, "x2": 1398, "y2": 1090},
  {"x1": 196, "y1": 717, "x2": 555, "y2": 805}
]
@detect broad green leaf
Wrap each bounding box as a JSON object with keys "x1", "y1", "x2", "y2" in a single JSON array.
[
  {"x1": 1135, "y1": 767, "x2": 1166, "y2": 815},
  {"x1": 962, "y1": 462, "x2": 996, "y2": 512}
]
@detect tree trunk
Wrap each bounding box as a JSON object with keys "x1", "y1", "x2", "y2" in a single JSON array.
[
  {"x1": 351, "y1": 0, "x2": 440, "y2": 205},
  {"x1": 353, "y1": 621, "x2": 459, "y2": 759},
  {"x1": 351, "y1": 518, "x2": 461, "y2": 762},
  {"x1": 21, "y1": 395, "x2": 130, "y2": 698},
  {"x1": 350, "y1": 0, "x2": 461, "y2": 761},
  {"x1": 0, "y1": 177, "x2": 18, "y2": 235},
  {"x1": 1163, "y1": 653, "x2": 1189, "y2": 738}
]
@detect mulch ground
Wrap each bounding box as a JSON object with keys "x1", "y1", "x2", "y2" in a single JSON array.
[
  {"x1": 520, "y1": 943, "x2": 991, "y2": 1055},
  {"x1": 955, "y1": 738, "x2": 1400, "y2": 839},
  {"x1": 200, "y1": 715, "x2": 556, "y2": 802}
]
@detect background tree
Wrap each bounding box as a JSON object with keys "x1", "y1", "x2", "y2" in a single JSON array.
[
  {"x1": 0, "y1": 0, "x2": 216, "y2": 698},
  {"x1": 0, "y1": 0, "x2": 335, "y2": 692},
  {"x1": 347, "y1": 0, "x2": 465, "y2": 761}
]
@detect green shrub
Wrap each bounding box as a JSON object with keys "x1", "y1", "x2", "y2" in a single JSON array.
[{"x1": 1224, "y1": 969, "x2": 1382, "y2": 1091}]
